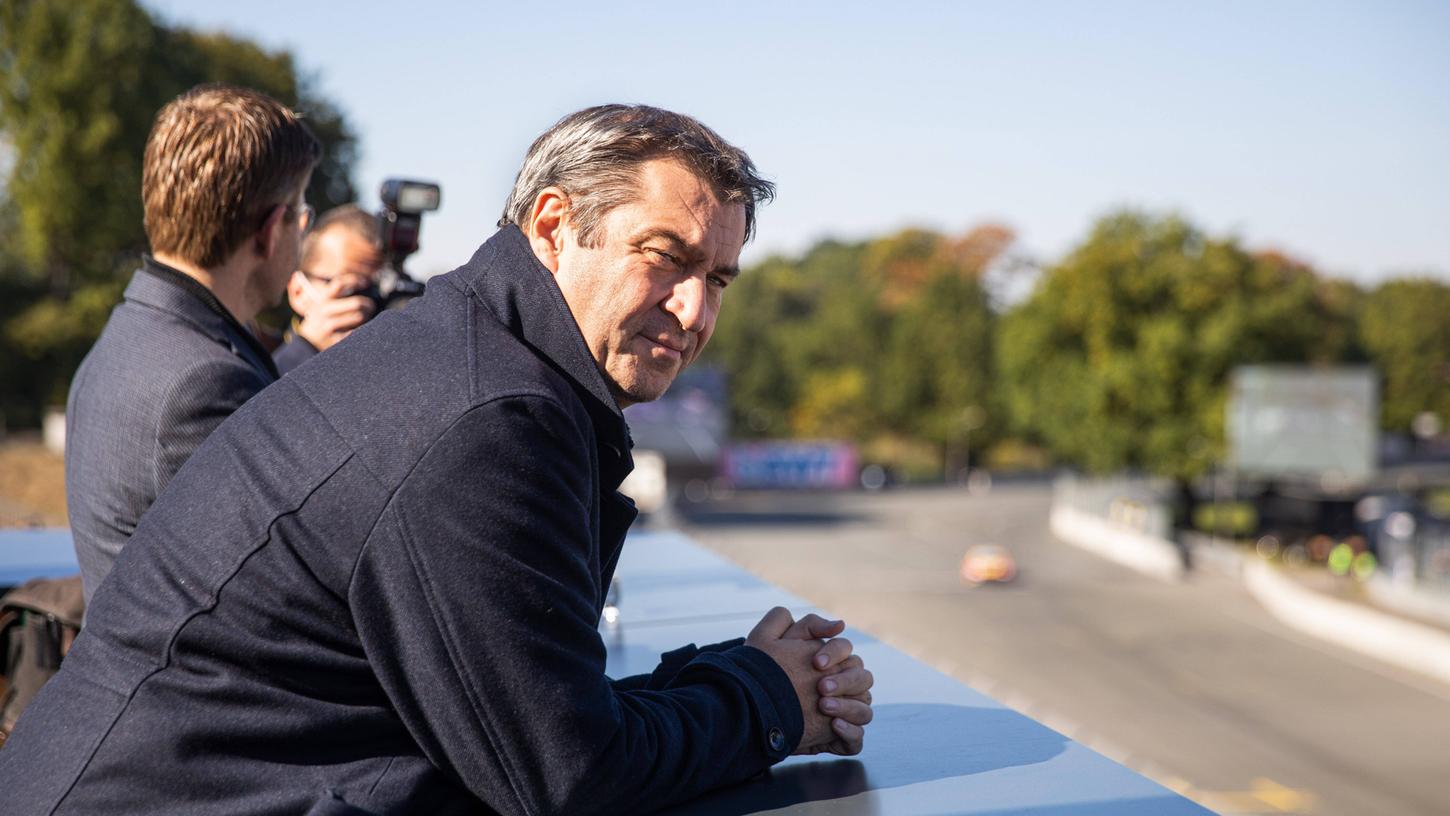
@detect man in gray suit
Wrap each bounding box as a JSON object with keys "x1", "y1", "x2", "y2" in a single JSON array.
[{"x1": 65, "y1": 84, "x2": 321, "y2": 606}]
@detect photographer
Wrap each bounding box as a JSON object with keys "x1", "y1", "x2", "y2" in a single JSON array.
[{"x1": 274, "y1": 204, "x2": 382, "y2": 374}]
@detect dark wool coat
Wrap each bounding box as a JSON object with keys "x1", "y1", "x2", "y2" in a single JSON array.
[{"x1": 0, "y1": 227, "x2": 802, "y2": 815}]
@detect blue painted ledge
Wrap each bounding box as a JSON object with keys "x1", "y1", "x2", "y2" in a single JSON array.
[
  {"x1": 606, "y1": 531, "x2": 1213, "y2": 816},
  {"x1": 0, "y1": 528, "x2": 78, "y2": 588},
  {"x1": 0, "y1": 528, "x2": 1212, "y2": 813}
]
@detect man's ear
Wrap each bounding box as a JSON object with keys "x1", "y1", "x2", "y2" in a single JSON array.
[
  {"x1": 525, "y1": 188, "x2": 570, "y2": 273},
  {"x1": 256, "y1": 204, "x2": 287, "y2": 260}
]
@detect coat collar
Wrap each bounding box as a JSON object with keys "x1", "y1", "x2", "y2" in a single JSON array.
[
  {"x1": 126, "y1": 256, "x2": 280, "y2": 382},
  {"x1": 455, "y1": 226, "x2": 634, "y2": 488}
]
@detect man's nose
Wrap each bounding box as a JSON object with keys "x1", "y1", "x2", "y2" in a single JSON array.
[{"x1": 666, "y1": 275, "x2": 708, "y2": 333}]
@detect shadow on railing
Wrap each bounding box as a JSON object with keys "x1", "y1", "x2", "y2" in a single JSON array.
[{"x1": 658, "y1": 703, "x2": 1067, "y2": 815}]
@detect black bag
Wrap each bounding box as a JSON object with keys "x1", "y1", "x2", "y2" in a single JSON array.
[{"x1": 0, "y1": 575, "x2": 84, "y2": 744}]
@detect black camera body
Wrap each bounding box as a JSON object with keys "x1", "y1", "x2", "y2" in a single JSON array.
[{"x1": 365, "y1": 178, "x2": 441, "y2": 311}]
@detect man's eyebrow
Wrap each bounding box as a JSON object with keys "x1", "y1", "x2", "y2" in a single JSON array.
[
  {"x1": 636, "y1": 227, "x2": 738, "y2": 279},
  {"x1": 635, "y1": 227, "x2": 690, "y2": 252}
]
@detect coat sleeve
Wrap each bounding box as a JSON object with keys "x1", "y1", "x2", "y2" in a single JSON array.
[
  {"x1": 349, "y1": 395, "x2": 803, "y2": 816},
  {"x1": 610, "y1": 638, "x2": 750, "y2": 692}
]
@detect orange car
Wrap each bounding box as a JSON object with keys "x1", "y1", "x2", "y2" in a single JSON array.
[{"x1": 960, "y1": 544, "x2": 1017, "y2": 585}]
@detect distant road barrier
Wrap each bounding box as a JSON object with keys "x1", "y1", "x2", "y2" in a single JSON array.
[
  {"x1": 1049, "y1": 477, "x2": 1450, "y2": 687},
  {"x1": 1245, "y1": 558, "x2": 1450, "y2": 686},
  {"x1": 1050, "y1": 475, "x2": 1186, "y2": 582}
]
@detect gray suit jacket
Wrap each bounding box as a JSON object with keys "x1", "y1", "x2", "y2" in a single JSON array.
[{"x1": 65, "y1": 257, "x2": 278, "y2": 606}]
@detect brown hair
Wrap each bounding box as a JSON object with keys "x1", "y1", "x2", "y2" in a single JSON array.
[
  {"x1": 142, "y1": 84, "x2": 321, "y2": 268},
  {"x1": 300, "y1": 204, "x2": 380, "y2": 270}
]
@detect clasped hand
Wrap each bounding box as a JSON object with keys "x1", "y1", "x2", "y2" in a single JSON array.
[{"x1": 745, "y1": 607, "x2": 874, "y2": 756}]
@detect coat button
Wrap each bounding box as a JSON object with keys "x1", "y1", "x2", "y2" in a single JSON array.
[{"x1": 768, "y1": 727, "x2": 786, "y2": 753}]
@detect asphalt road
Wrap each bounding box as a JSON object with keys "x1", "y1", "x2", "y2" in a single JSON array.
[{"x1": 675, "y1": 483, "x2": 1450, "y2": 816}]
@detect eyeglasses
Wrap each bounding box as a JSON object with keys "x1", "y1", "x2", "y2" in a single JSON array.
[
  {"x1": 261, "y1": 202, "x2": 314, "y2": 233},
  {"x1": 291, "y1": 203, "x2": 316, "y2": 233},
  {"x1": 298, "y1": 268, "x2": 379, "y2": 293}
]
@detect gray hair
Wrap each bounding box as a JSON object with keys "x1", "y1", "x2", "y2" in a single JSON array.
[
  {"x1": 499, "y1": 104, "x2": 774, "y2": 246},
  {"x1": 301, "y1": 204, "x2": 380, "y2": 269}
]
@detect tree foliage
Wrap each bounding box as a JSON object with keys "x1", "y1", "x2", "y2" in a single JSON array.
[
  {"x1": 1359, "y1": 278, "x2": 1450, "y2": 432},
  {"x1": 996, "y1": 211, "x2": 1359, "y2": 482},
  {"x1": 0, "y1": 0, "x2": 357, "y2": 426},
  {"x1": 0, "y1": 0, "x2": 161, "y2": 291},
  {"x1": 707, "y1": 226, "x2": 1007, "y2": 474},
  {"x1": 710, "y1": 212, "x2": 1443, "y2": 484}
]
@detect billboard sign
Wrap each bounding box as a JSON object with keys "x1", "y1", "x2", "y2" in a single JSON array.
[
  {"x1": 1227, "y1": 366, "x2": 1377, "y2": 485},
  {"x1": 722, "y1": 442, "x2": 859, "y2": 490}
]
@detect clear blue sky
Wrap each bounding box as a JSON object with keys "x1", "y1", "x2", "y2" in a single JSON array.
[{"x1": 143, "y1": 0, "x2": 1450, "y2": 283}]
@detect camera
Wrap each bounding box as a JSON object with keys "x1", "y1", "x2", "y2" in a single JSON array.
[{"x1": 363, "y1": 178, "x2": 441, "y2": 311}]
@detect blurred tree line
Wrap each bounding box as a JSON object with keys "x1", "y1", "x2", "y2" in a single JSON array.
[
  {"x1": 707, "y1": 225, "x2": 1010, "y2": 478},
  {"x1": 3, "y1": 2, "x2": 1446, "y2": 495},
  {"x1": 709, "y1": 212, "x2": 1450, "y2": 485},
  {"x1": 0, "y1": 0, "x2": 357, "y2": 428}
]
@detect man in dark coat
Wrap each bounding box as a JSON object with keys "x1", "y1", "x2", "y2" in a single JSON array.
[
  {"x1": 0, "y1": 105, "x2": 873, "y2": 815},
  {"x1": 65, "y1": 84, "x2": 320, "y2": 607}
]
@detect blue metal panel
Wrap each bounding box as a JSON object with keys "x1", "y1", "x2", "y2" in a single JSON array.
[
  {"x1": 0, "y1": 527, "x2": 1212, "y2": 811},
  {"x1": 0, "y1": 528, "x2": 78, "y2": 588},
  {"x1": 604, "y1": 531, "x2": 1214, "y2": 815}
]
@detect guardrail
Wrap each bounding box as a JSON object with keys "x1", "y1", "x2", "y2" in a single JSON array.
[
  {"x1": 612, "y1": 530, "x2": 1213, "y2": 814},
  {"x1": 1045, "y1": 477, "x2": 1450, "y2": 690},
  {"x1": 1049, "y1": 475, "x2": 1186, "y2": 581}
]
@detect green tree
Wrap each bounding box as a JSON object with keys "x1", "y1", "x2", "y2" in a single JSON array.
[
  {"x1": 0, "y1": 0, "x2": 357, "y2": 426},
  {"x1": 875, "y1": 226, "x2": 1007, "y2": 474},
  {"x1": 997, "y1": 211, "x2": 1355, "y2": 513},
  {"x1": 706, "y1": 239, "x2": 881, "y2": 438},
  {"x1": 1359, "y1": 278, "x2": 1450, "y2": 433},
  {"x1": 0, "y1": 0, "x2": 162, "y2": 292},
  {"x1": 881, "y1": 267, "x2": 995, "y2": 474},
  {"x1": 791, "y1": 367, "x2": 870, "y2": 439},
  {"x1": 707, "y1": 226, "x2": 1005, "y2": 478}
]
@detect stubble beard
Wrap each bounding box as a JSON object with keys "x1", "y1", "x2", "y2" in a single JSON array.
[{"x1": 607, "y1": 350, "x2": 685, "y2": 408}]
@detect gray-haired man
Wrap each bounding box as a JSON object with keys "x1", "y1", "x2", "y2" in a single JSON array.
[{"x1": 0, "y1": 105, "x2": 873, "y2": 815}]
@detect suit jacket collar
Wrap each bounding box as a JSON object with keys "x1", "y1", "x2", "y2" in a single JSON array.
[
  {"x1": 127, "y1": 256, "x2": 280, "y2": 382},
  {"x1": 457, "y1": 226, "x2": 633, "y2": 486}
]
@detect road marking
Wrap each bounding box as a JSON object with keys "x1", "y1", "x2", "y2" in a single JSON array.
[{"x1": 1190, "y1": 777, "x2": 1317, "y2": 814}]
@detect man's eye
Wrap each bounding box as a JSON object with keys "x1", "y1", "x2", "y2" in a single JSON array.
[
  {"x1": 708, "y1": 274, "x2": 730, "y2": 290},
  {"x1": 648, "y1": 248, "x2": 681, "y2": 267}
]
